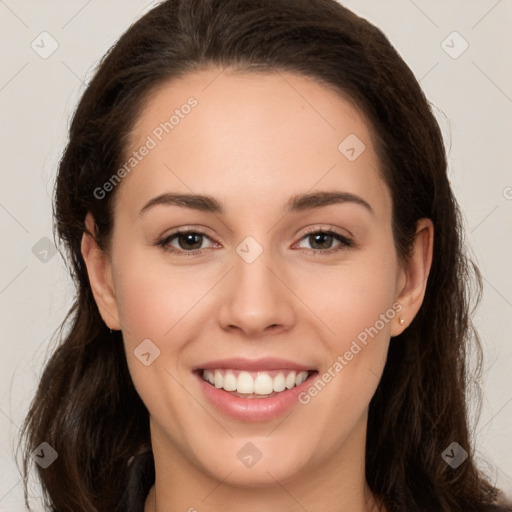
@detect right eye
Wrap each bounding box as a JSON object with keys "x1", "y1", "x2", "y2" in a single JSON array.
[{"x1": 156, "y1": 229, "x2": 218, "y2": 256}]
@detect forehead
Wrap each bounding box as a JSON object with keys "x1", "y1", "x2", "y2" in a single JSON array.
[{"x1": 117, "y1": 68, "x2": 390, "y2": 219}]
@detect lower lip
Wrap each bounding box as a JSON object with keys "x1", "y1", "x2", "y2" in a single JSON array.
[{"x1": 194, "y1": 371, "x2": 318, "y2": 422}]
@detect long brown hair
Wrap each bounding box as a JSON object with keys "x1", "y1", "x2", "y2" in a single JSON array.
[{"x1": 18, "y1": 0, "x2": 506, "y2": 510}]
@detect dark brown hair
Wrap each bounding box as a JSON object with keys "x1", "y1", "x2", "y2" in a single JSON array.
[{"x1": 18, "y1": 0, "x2": 508, "y2": 510}]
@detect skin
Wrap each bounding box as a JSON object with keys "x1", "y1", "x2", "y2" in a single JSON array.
[{"x1": 81, "y1": 68, "x2": 433, "y2": 512}]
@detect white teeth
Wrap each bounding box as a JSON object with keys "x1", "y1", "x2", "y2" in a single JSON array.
[
  {"x1": 201, "y1": 369, "x2": 310, "y2": 396},
  {"x1": 285, "y1": 371, "x2": 296, "y2": 389},
  {"x1": 214, "y1": 370, "x2": 223, "y2": 389},
  {"x1": 273, "y1": 372, "x2": 286, "y2": 392},
  {"x1": 253, "y1": 373, "x2": 273, "y2": 394},
  {"x1": 237, "y1": 371, "x2": 254, "y2": 394},
  {"x1": 296, "y1": 371, "x2": 308, "y2": 386},
  {"x1": 223, "y1": 372, "x2": 237, "y2": 391}
]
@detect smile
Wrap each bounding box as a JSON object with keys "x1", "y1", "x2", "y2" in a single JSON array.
[{"x1": 200, "y1": 369, "x2": 313, "y2": 398}]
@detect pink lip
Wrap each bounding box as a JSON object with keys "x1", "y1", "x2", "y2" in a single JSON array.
[
  {"x1": 193, "y1": 360, "x2": 318, "y2": 422},
  {"x1": 193, "y1": 357, "x2": 315, "y2": 372}
]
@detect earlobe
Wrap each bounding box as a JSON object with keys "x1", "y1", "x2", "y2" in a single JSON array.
[
  {"x1": 81, "y1": 213, "x2": 121, "y2": 330},
  {"x1": 392, "y1": 218, "x2": 434, "y2": 336}
]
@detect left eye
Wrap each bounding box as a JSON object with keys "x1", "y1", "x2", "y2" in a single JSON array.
[{"x1": 295, "y1": 231, "x2": 352, "y2": 252}]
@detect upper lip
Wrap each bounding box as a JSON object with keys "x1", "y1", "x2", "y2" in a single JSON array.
[{"x1": 193, "y1": 357, "x2": 316, "y2": 372}]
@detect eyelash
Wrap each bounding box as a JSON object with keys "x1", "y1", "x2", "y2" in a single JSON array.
[{"x1": 155, "y1": 227, "x2": 354, "y2": 257}]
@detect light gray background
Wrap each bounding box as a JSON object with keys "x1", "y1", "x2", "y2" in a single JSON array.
[{"x1": 1, "y1": 0, "x2": 511, "y2": 509}]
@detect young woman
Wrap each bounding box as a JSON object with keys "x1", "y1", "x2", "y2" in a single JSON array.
[{"x1": 19, "y1": 0, "x2": 511, "y2": 511}]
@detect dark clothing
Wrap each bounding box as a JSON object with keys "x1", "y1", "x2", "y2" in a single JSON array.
[
  {"x1": 122, "y1": 450, "x2": 511, "y2": 511},
  {"x1": 122, "y1": 450, "x2": 154, "y2": 512}
]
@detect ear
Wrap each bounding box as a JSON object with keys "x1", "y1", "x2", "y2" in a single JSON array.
[
  {"x1": 391, "y1": 218, "x2": 434, "y2": 336},
  {"x1": 81, "y1": 212, "x2": 121, "y2": 330}
]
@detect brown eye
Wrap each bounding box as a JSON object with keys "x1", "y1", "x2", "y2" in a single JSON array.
[
  {"x1": 157, "y1": 229, "x2": 215, "y2": 255},
  {"x1": 296, "y1": 230, "x2": 353, "y2": 253},
  {"x1": 174, "y1": 232, "x2": 205, "y2": 251},
  {"x1": 308, "y1": 232, "x2": 335, "y2": 250}
]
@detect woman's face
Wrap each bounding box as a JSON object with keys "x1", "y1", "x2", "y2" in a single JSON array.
[{"x1": 86, "y1": 68, "x2": 425, "y2": 491}]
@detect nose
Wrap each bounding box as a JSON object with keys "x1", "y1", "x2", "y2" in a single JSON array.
[{"x1": 217, "y1": 247, "x2": 296, "y2": 338}]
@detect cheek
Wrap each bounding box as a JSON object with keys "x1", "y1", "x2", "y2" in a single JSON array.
[
  {"x1": 315, "y1": 290, "x2": 394, "y2": 402},
  {"x1": 110, "y1": 247, "x2": 206, "y2": 429},
  {"x1": 305, "y1": 242, "x2": 399, "y2": 398},
  {"x1": 110, "y1": 244, "x2": 220, "y2": 410},
  {"x1": 310, "y1": 248, "x2": 398, "y2": 346},
  {"x1": 111, "y1": 246, "x2": 208, "y2": 345}
]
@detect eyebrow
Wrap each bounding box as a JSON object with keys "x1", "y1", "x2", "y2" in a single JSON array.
[{"x1": 139, "y1": 191, "x2": 373, "y2": 217}]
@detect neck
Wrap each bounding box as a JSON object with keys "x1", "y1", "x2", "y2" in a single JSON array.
[
  {"x1": 144, "y1": 414, "x2": 384, "y2": 512},
  {"x1": 145, "y1": 484, "x2": 381, "y2": 512}
]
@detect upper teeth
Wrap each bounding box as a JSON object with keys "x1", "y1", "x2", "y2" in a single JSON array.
[{"x1": 202, "y1": 369, "x2": 309, "y2": 395}]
